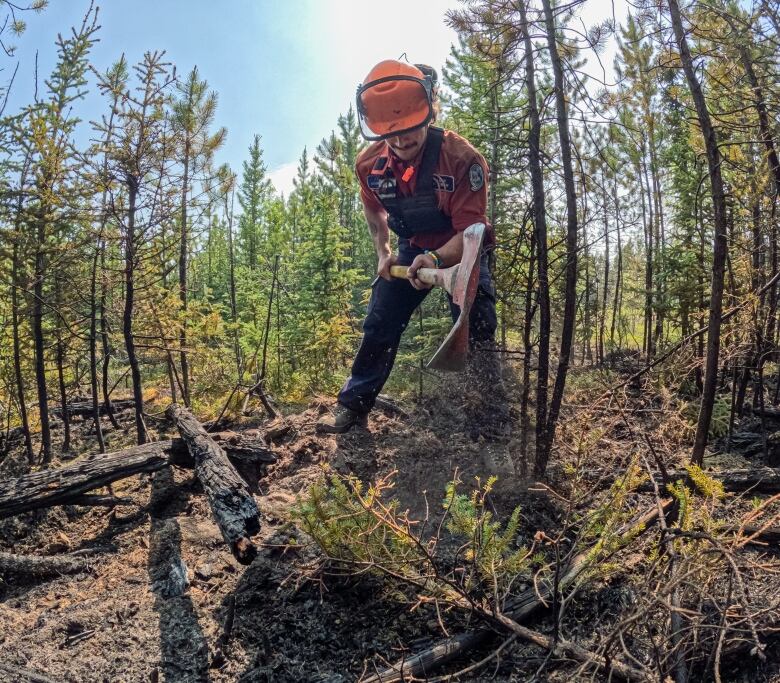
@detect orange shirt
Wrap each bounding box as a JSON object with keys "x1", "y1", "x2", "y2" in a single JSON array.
[{"x1": 355, "y1": 128, "x2": 495, "y2": 250}]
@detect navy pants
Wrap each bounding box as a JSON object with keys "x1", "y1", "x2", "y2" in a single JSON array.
[{"x1": 338, "y1": 238, "x2": 497, "y2": 414}]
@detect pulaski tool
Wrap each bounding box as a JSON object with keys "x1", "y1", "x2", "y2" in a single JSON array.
[{"x1": 389, "y1": 222, "x2": 486, "y2": 372}]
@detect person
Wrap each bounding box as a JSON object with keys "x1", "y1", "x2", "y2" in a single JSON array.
[{"x1": 317, "y1": 59, "x2": 506, "y2": 437}]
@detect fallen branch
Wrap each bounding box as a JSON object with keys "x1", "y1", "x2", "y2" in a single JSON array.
[
  {"x1": 493, "y1": 613, "x2": 650, "y2": 681},
  {"x1": 0, "y1": 550, "x2": 91, "y2": 577},
  {"x1": 0, "y1": 662, "x2": 61, "y2": 683},
  {"x1": 361, "y1": 501, "x2": 673, "y2": 682},
  {"x1": 374, "y1": 394, "x2": 410, "y2": 419},
  {"x1": 166, "y1": 404, "x2": 261, "y2": 565}
]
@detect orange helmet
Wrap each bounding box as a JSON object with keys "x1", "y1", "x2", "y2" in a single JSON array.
[{"x1": 356, "y1": 60, "x2": 434, "y2": 141}]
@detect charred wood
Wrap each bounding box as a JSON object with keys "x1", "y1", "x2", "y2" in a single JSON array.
[
  {"x1": 0, "y1": 550, "x2": 91, "y2": 577},
  {"x1": 50, "y1": 398, "x2": 135, "y2": 419},
  {"x1": 0, "y1": 662, "x2": 61, "y2": 683},
  {"x1": 585, "y1": 467, "x2": 780, "y2": 494},
  {"x1": 0, "y1": 433, "x2": 274, "y2": 519},
  {"x1": 166, "y1": 403, "x2": 260, "y2": 565}
]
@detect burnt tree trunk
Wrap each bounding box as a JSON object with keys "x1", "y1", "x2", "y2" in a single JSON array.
[
  {"x1": 11, "y1": 203, "x2": 34, "y2": 465},
  {"x1": 539, "y1": 0, "x2": 579, "y2": 478},
  {"x1": 54, "y1": 275, "x2": 71, "y2": 454},
  {"x1": 166, "y1": 403, "x2": 261, "y2": 564},
  {"x1": 668, "y1": 0, "x2": 730, "y2": 466},
  {"x1": 0, "y1": 433, "x2": 273, "y2": 519},
  {"x1": 518, "y1": 0, "x2": 551, "y2": 477},
  {"x1": 123, "y1": 177, "x2": 147, "y2": 444},
  {"x1": 32, "y1": 209, "x2": 52, "y2": 464}
]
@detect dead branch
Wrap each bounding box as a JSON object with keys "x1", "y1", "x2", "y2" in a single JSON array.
[{"x1": 0, "y1": 550, "x2": 91, "y2": 577}]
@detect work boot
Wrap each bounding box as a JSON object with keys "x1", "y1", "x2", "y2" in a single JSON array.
[{"x1": 316, "y1": 404, "x2": 368, "y2": 434}]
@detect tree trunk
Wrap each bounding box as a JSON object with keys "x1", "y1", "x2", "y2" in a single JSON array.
[
  {"x1": 600, "y1": 167, "x2": 610, "y2": 363},
  {"x1": 520, "y1": 226, "x2": 536, "y2": 473},
  {"x1": 518, "y1": 0, "x2": 551, "y2": 477},
  {"x1": 648, "y1": 121, "x2": 665, "y2": 351},
  {"x1": 225, "y1": 186, "x2": 242, "y2": 378},
  {"x1": 33, "y1": 211, "x2": 52, "y2": 464},
  {"x1": 99, "y1": 246, "x2": 120, "y2": 430},
  {"x1": 611, "y1": 170, "x2": 623, "y2": 348},
  {"x1": 179, "y1": 144, "x2": 191, "y2": 407},
  {"x1": 11, "y1": 211, "x2": 34, "y2": 465},
  {"x1": 668, "y1": 0, "x2": 730, "y2": 466},
  {"x1": 54, "y1": 276, "x2": 71, "y2": 454},
  {"x1": 640, "y1": 148, "x2": 655, "y2": 357},
  {"x1": 539, "y1": 0, "x2": 579, "y2": 478},
  {"x1": 739, "y1": 39, "x2": 780, "y2": 351},
  {"x1": 123, "y1": 179, "x2": 147, "y2": 444},
  {"x1": 89, "y1": 241, "x2": 106, "y2": 453}
]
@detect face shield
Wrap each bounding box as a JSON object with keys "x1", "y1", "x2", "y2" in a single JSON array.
[{"x1": 356, "y1": 75, "x2": 434, "y2": 142}]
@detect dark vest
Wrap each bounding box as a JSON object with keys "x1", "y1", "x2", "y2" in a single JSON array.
[{"x1": 368, "y1": 126, "x2": 453, "y2": 240}]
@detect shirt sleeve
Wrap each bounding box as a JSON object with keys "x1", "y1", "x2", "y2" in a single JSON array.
[
  {"x1": 448, "y1": 154, "x2": 489, "y2": 232},
  {"x1": 356, "y1": 162, "x2": 384, "y2": 213}
]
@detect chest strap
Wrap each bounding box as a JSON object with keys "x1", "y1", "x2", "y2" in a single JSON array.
[{"x1": 372, "y1": 126, "x2": 453, "y2": 240}]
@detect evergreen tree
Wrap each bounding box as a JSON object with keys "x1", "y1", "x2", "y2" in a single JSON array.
[{"x1": 237, "y1": 133, "x2": 272, "y2": 269}]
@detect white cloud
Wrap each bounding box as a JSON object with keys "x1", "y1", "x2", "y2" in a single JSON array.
[{"x1": 269, "y1": 161, "x2": 299, "y2": 198}]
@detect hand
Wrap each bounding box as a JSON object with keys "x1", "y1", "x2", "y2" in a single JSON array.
[
  {"x1": 407, "y1": 253, "x2": 436, "y2": 290},
  {"x1": 377, "y1": 252, "x2": 397, "y2": 281}
]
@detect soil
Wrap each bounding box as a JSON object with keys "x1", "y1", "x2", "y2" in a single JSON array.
[{"x1": 1, "y1": 382, "x2": 779, "y2": 683}]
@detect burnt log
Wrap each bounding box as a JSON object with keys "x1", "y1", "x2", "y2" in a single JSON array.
[
  {"x1": 166, "y1": 404, "x2": 260, "y2": 565},
  {"x1": 751, "y1": 407, "x2": 780, "y2": 420},
  {"x1": 50, "y1": 398, "x2": 136, "y2": 419},
  {"x1": 0, "y1": 434, "x2": 274, "y2": 519},
  {"x1": 0, "y1": 550, "x2": 91, "y2": 577},
  {"x1": 586, "y1": 467, "x2": 780, "y2": 494},
  {"x1": 374, "y1": 394, "x2": 410, "y2": 418},
  {"x1": 0, "y1": 662, "x2": 61, "y2": 683},
  {"x1": 675, "y1": 467, "x2": 780, "y2": 493}
]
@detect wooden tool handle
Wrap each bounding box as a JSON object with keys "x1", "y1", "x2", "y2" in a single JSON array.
[{"x1": 389, "y1": 265, "x2": 438, "y2": 286}]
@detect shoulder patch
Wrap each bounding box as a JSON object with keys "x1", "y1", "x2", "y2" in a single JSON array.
[
  {"x1": 367, "y1": 173, "x2": 396, "y2": 199},
  {"x1": 469, "y1": 163, "x2": 484, "y2": 191},
  {"x1": 432, "y1": 174, "x2": 455, "y2": 192}
]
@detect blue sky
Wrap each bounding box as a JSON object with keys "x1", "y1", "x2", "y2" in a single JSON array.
[
  {"x1": 5, "y1": 0, "x2": 626, "y2": 196},
  {"x1": 4, "y1": 0, "x2": 461, "y2": 195}
]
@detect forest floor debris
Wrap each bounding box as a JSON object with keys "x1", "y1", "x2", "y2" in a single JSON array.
[{"x1": 0, "y1": 368, "x2": 780, "y2": 681}]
